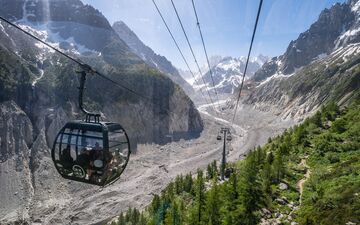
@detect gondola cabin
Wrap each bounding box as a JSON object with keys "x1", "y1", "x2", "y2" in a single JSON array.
[
  {"x1": 52, "y1": 121, "x2": 130, "y2": 186},
  {"x1": 226, "y1": 135, "x2": 232, "y2": 141}
]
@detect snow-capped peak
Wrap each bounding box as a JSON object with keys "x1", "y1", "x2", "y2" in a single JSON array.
[{"x1": 190, "y1": 55, "x2": 269, "y2": 94}]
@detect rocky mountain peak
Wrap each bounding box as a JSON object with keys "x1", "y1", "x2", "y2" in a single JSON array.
[
  {"x1": 0, "y1": 0, "x2": 120, "y2": 53},
  {"x1": 112, "y1": 20, "x2": 196, "y2": 100},
  {"x1": 1, "y1": 0, "x2": 112, "y2": 30},
  {"x1": 253, "y1": 0, "x2": 359, "y2": 81},
  {"x1": 112, "y1": 20, "x2": 178, "y2": 75},
  {"x1": 246, "y1": 0, "x2": 360, "y2": 120},
  {"x1": 193, "y1": 55, "x2": 268, "y2": 94}
]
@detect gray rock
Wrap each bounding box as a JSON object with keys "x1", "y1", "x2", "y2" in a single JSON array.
[
  {"x1": 276, "y1": 197, "x2": 289, "y2": 205},
  {"x1": 279, "y1": 182, "x2": 288, "y2": 190}
]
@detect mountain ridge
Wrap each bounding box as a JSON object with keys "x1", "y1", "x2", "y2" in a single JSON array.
[
  {"x1": 244, "y1": 0, "x2": 360, "y2": 120},
  {"x1": 191, "y1": 55, "x2": 269, "y2": 95},
  {"x1": 253, "y1": 0, "x2": 358, "y2": 82},
  {"x1": 112, "y1": 21, "x2": 196, "y2": 101}
]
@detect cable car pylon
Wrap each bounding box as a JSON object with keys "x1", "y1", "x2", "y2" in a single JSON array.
[{"x1": 217, "y1": 127, "x2": 232, "y2": 180}]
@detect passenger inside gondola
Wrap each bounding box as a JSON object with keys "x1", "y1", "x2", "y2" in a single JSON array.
[
  {"x1": 76, "y1": 148, "x2": 93, "y2": 179},
  {"x1": 91, "y1": 142, "x2": 105, "y2": 180},
  {"x1": 60, "y1": 146, "x2": 73, "y2": 169}
]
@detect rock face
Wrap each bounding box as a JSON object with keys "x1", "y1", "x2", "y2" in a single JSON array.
[
  {"x1": 0, "y1": 0, "x2": 203, "y2": 224},
  {"x1": 112, "y1": 21, "x2": 196, "y2": 99},
  {"x1": 253, "y1": 0, "x2": 359, "y2": 81},
  {"x1": 0, "y1": 0, "x2": 120, "y2": 52},
  {"x1": 194, "y1": 55, "x2": 268, "y2": 94},
  {"x1": 245, "y1": 0, "x2": 360, "y2": 120},
  {"x1": 0, "y1": 101, "x2": 33, "y2": 222}
]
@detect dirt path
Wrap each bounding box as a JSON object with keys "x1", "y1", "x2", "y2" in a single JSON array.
[
  {"x1": 286, "y1": 156, "x2": 311, "y2": 221},
  {"x1": 296, "y1": 157, "x2": 311, "y2": 205}
]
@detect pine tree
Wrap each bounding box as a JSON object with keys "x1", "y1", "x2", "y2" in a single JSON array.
[
  {"x1": 164, "y1": 200, "x2": 181, "y2": 225},
  {"x1": 165, "y1": 181, "x2": 175, "y2": 200},
  {"x1": 212, "y1": 160, "x2": 218, "y2": 177},
  {"x1": 178, "y1": 198, "x2": 186, "y2": 224},
  {"x1": 130, "y1": 208, "x2": 140, "y2": 224},
  {"x1": 273, "y1": 152, "x2": 285, "y2": 183},
  {"x1": 150, "y1": 194, "x2": 161, "y2": 214},
  {"x1": 117, "y1": 212, "x2": 125, "y2": 225},
  {"x1": 125, "y1": 207, "x2": 131, "y2": 223},
  {"x1": 195, "y1": 169, "x2": 206, "y2": 224},
  {"x1": 139, "y1": 212, "x2": 147, "y2": 225},
  {"x1": 175, "y1": 174, "x2": 184, "y2": 194},
  {"x1": 205, "y1": 179, "x2": 221, "y2": 225},
  {"x1": 312, "y1": 111, "x2": 323, "y2": 127},
  {"x1": 207, "y1": 164, "x2": 213, "y2": 180},
  {"x1": 262, "y1": 159, "x2": 272, "y2": 197},
  {"x1": 221, "y1": 173, "x2": 239, "y2": 225},
  {"x1": 237, "y1": 151, "x2": 264, "y2": 225},
  {"x1": 184, "y1": 173, "x2": 193, "y2": 194}
]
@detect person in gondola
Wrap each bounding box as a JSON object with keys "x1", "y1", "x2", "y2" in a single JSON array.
[
  {"x1": 92, "y1": 142, "x2": 103, "y2": 164},
  {"x1": 90, "y1": 142, "x2": 104, "y2": 181},
  {"x1": 76, "y1": 149, "x2": 94, "y2": 179},
  {"x1": 60, "y1": 145, "x2": 73, "y2": 171}
]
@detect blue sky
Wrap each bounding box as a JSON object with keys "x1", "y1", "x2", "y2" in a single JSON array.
[{"x1": 82, "y1": 0, "x2": 346, "y2": 70}]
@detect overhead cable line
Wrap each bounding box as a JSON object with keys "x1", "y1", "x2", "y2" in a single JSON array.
[
  {"x1": 0, "y1": 16, "x2": 172, "y2": 115},
  {"x1": 170, "y1": 0, "x2": 218, "y2": 114},
  {"x1": 151, "y1": 0, "x2": 210, "y2": 106},
  {"x1": 231, "y1": 0, "x2": 263, "y2": 125},
  {"x1": 191, "y1": 0, "x2": 220, "y2": 103}
]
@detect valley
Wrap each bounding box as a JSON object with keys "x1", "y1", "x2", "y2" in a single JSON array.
[
  {"x1": 26, "y1": 100, "x2": 294, "y2": 225},
  {"x1": 0, "y1": 0, "x2": 359, "y2": 224}
]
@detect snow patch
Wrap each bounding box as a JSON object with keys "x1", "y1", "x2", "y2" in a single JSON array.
[
  {"x1": 17, "y1": 22, "x2": 98, "y2": 55},
  {"x1": 342, "y1": 45, "x2": 360, "y2": 62},
  {"x1": 32, "y1": 68, "x2": 44, "y2": 87},
  {"x1": 351, "y1": 0, "x2": 360, "y2": 13},
  {"x1": 256, "y1": 71, "x2": 295, "y2": 88},
  {"x1": 337, "y1": 27, "x2": 360, "y2": 45},
  {"x1": 0, "y1": 22, "x2": 10, "y2": 38},
  {"x1": 313, "y1": 53, "x2": 328, "y2": 61},
  {"x1": 218, "y1": 58, "x2": 241, "y2": 71}
]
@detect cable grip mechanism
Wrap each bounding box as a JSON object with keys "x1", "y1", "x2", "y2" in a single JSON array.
[{"x1": 76, "y1": 64, "x2": 101, "y2": 123}]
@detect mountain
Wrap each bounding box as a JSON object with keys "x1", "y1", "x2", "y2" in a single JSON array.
[
  {"x1": 245, "y1": 0, "x2": 360, "y2": 120},
  {"x1": 112, "y1": 21, "x2": 196, "y2": 99},
  {"x1": 253, "y1": 0, "x2": 359, "y2": 82},
  {"x1": 0, "y1": 0, "x2": 203, "y2": 224},
  {"x1": 193, "y1": 55, "x2": 268, "y2": 94},
  {"x1": 0, "y1": 0, "x2": 126, "y2": 53}
]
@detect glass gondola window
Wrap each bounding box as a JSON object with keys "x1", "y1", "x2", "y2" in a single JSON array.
[
  {"x1": 69, "y1": 131, "x2": 78, "y2": 160},
  {"x1": 54, "y1": 128, "x2": 77, "y2": 176},
  {"x1": 105, "y1": 129, "x2": 130, "y2": 183},
  {"x1": 76, "y1": 130, "x2": 104, "y2": 182}
]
